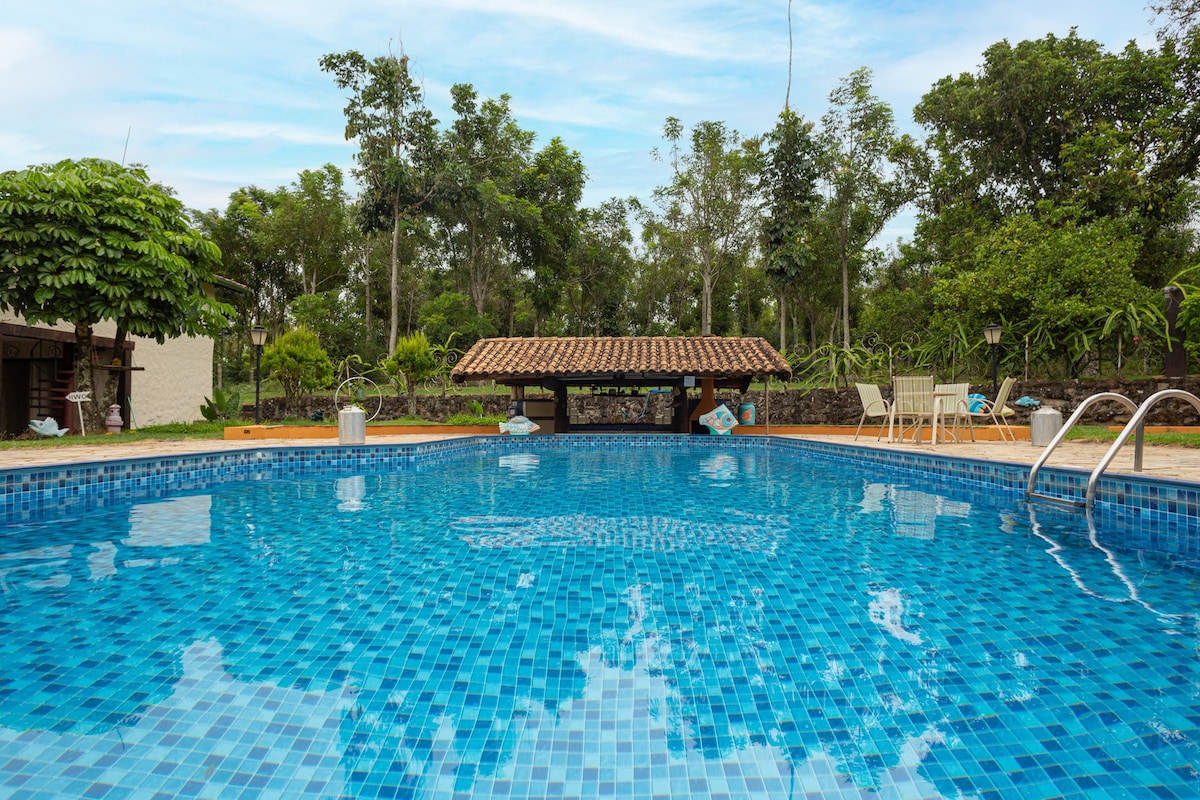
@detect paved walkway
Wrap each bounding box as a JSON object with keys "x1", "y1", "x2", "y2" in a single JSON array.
[
  {"x1": 788, "y1": 434, "x2": 1200, "y2": 483},
  {"x1": 5, "y1": 432, "x2": 1200, "y2": 483}
]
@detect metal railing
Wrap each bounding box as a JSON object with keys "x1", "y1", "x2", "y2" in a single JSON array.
[{"x1": 1026, "y1": 389, "x2": 1200, "y2": 508}]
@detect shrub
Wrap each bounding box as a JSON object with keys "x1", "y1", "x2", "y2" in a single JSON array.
[
  {"x1": 381, "y1": 332, "x2": 440, "y2": 417},
  {"x1": 261, "y1": 328, "x2": 334, "y2": 414}
]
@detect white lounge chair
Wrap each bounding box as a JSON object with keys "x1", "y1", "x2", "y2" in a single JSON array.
[{"x1": 965, "y1": 376, "x2": 1017, "y2": 442}]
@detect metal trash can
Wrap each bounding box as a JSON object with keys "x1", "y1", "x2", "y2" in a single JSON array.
[
  {"x1": 1030, "y1": 407, "x2": 1062, "y2": 447},
  {"x1": 338, "y1": 405, "x2": 366, "y2": 445}
]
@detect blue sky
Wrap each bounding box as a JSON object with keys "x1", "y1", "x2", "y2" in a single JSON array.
[{"x1": 2, "y1": 1, "x2": 1158, "y2": 244}]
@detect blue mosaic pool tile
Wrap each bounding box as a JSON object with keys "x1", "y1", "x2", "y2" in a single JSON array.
[{"x1": 6, "y1": 434, "x2": 1200, "y2": 533}]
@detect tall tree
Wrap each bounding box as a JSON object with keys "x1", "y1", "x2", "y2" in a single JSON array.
[
  {"x1": 274, "y1": 164, "x2": 353, "y2": 296},
  {"x1": 760, "y1": 108, "x2": 822, "y2": 349},
  {"x1": 650, "y1": 118, "x2": 762, "y2": 335},
  {"x1": 438, "y1": 84, "x2": 536, "y2": 321},
  {"x1": 816, "y1": 68, "x2": 913, "y2": 349},
  {"x1": 0, "y1": 158, "x2": 230, "y2": 431},
  {"x1": 913, "y1": 31, "x2": 1200, "y2": 287},
  {"x1": 194, "y1": 185, "x2": 296, "y2": 337},
  {"x1": 567, "y1": 199, "x2": 636, "y2": 335},
  {"x1": 514, "y1": 137, "x2": 585, "y2": 335},
  {"x1": 321, "y1": 49, "x2": 440, "y2": 353}
]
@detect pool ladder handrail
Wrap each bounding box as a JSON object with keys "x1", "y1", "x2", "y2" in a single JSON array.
[{"x1": 1026, "y1": 388, "x2": 1200, "y2": 508}]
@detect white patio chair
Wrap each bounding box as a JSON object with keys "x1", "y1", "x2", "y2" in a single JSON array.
[
  {"x1": 853, "y1": 383, "x2": 892, "y2": 441},
  {"x1": 967, "y1": 376, "x2": 1018, "y2": 442},
  {"x1": 891, "y1": 375, "x2": 935, "y2": 443},
  {"x1": 934, "y1": 382, "x2": 974, "y2": 443}
]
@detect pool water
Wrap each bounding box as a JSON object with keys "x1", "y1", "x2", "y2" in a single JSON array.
[{"x1": 0, "y1": 442, "x2": 1197, "y2": 798}]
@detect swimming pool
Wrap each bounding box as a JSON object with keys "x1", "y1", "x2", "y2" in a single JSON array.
[{"x1": 1, "y1": 436, "x2": 1197, "y2": 798}]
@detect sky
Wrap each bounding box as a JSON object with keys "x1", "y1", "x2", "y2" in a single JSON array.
[{"x1": 1, "y1": 0, "x2": 1161, "y2": 245}]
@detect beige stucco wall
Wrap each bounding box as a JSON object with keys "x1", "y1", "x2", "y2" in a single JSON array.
[
  {"x1": 0, "y1": 313, "x2": 213, "y2": 426},
  {"x1": 125, "y1": 331, "x2": 214, "y2": 426}
]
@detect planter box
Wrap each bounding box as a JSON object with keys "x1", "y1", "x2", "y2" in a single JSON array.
[{"x1": 224, "y1": 424, "x2": 498, "y2": 440}]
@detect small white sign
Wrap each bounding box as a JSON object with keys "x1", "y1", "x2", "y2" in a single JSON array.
[{"x1": 65, "y1": 391, "x2": 92, "y2": 435}]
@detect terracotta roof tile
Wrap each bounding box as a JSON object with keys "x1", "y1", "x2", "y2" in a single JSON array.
[{"x1": 451, "y1": 336, "x2": 792, "y2": 383}]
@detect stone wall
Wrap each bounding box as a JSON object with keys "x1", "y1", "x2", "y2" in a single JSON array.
[
  {"x1": 733, "y1": 377, "x2": 1200, "y2": 427},
  {"x1": 254, "y1": 377, "x2": 1200, "y2": 427}
]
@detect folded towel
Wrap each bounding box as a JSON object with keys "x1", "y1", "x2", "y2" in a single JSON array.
[{"x1": 1015, "y1": 396, "x2": 1041, "y2": 408}]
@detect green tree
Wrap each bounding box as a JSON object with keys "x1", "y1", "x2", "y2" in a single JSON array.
[
  {"x1": 649, "y1": 117, "x2": 762, "y2": 335},
  {"x1": 438, "y1": 84, "x2": 536, "y2": 323},
  {"x1": 321, "y1": 49, "x2": 440, "y2": 354},
  {"x1": 760, "y1": 108, "x2": 823, "y2": 349},
  {"x1": 194, "y1": 185, "x2": 297, "y2": 336},
  {"x1": 932, "y1": 208, "x2": 1145, "y2": 377},
  {"x1": 567, "y1": 199, "x2": 636, "y2": 335},
  {"x1": 289, "y1": 291, "x2": 361, "y2": 366},
  {"x1": 0, "y1": 158, "x2": 230, "y2": 432},
  {"x1": 382, "y1": 331, "x2": 439, "y2": 417},
  {"x1": 260, "y1": 327, "x2": 334, "y2": 414},
  {"x1": 913, "y1": 31, "x2": 1200, "y2": 288},
  {"x1": 816, "y1": 68, "x2": 913, "y2": 348},
  {"x1": 418, "y1": 291, "x2": 494, "y2": 350},
  {"x1": 274, "y1": 164, "x2": 354, "y2": 296},
  {"x1": 514, "y1": 137, "x2": 585, "y2": 335}
]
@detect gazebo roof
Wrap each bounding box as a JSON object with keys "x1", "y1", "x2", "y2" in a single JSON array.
[{"x1": 450, "y1": 336, "x2": 792, "y2": 389}]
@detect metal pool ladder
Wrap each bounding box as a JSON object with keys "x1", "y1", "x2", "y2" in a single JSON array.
[{"x1": 1026, "y1": 389, "x2": 1200, "y2": 509}]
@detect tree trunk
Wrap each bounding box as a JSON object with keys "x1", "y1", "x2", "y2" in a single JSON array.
[
  {"x1": 388, "y1": 196, "x2": 402, "y2": 355},
  {"x1": 363, "y1": 243, "x2": 372, "y2": 343},
  {"x1": 98, "y1": 326, "x2": 128, "y2": 430},
  {"x1": 778, "y1": 292, "x2": 786, "y2": 351},
  {"x1": 700, "y1": 270, "x2": 714, "y2": 335},
  {"x1": 72, "y1": 321, "x2": 104, "y2": 435},
  {"x1": 841, "y1": 252, "x2": 851, "y2": 350}
]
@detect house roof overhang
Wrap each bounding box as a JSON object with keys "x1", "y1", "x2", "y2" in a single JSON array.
[{"x1": 450, "y1": 336, "x2": 792, "y2": 393}]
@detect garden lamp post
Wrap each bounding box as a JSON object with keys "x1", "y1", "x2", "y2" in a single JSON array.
[
  {"x1": 983, "y1": 324, "x2": 1002, "y2": 396},
  {"x1": 250, "y1": 325, "x2": 267, "y2": 424}
]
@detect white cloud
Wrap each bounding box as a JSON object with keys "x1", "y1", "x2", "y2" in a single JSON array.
[{"x1": 158, "y1": 122, "x2": 349, "y2": 147}]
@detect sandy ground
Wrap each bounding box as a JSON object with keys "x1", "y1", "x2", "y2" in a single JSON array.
[{"x1": 4, "y1": 431, "x2": 1200, "y2": 484}]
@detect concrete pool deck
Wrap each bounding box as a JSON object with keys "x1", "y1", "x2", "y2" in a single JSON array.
[{"x1": 4, "y1": 431, "x2": 1200, "y2": 484}]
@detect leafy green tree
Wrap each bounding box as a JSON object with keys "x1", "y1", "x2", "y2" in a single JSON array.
[
  {"x1": 632, "y1": 213, "x2": 698, "y2": 334},
  {"x1": 932, "y1": 208, "x2": 1145, "y2": 377},
  {"x1": 274, "y1": 164, "x2": 354, "y2": 296},
  {"x1": 194, "y1": 185, "x2": 297, "y2": 336},
  {"x1": 913, "y1": 31, "x2": 1200, "y2": 288},
  {"x1": 321, "y1": 49, "x2": 440, "y2": 354},
  {"x1": 260, "y1": 327, "x2": 333, "y2": 414},
  {"x1": 438, "y1": 84, "x2": 536, "y2": 322},
  {"x1": 289, "y1": 291, "x2": 362, "y2": 366},
  {"x1": 760, "y1": 108, "x2": 823, "y2": 349},
  {"x1": 418, "y1": 291, "x2": 494, "y2": 351},
  {"x1": 816, "y1": 68, "x2": 914, "y2": 348},
  {"x1": 382, "y1": 331, "x2": 439, "y2": 417},
  {"x1": 0, "y1": 158, "x2": 230, "y2": 431},
  {"x1": 567, "y1": 199, "x2": 636, "y2": 335},
  {"x1": 649, "y1": 117, "x2": 762, "y2": 335},
  {"x1": 514, "y1": 137, "x2": 585, "y2": 335}
]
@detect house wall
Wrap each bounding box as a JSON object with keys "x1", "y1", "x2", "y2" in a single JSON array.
[
  {"x1": 126, "y1": 331, "x2": 213, "y2": 426},
  {"x1": 0, "y1": 312, "x2": 213, "y2": 427}
]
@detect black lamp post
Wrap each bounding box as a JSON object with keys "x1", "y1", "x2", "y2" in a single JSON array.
[
  {"x1": 983, "y1": 324, "x2": 1002, "y2": 396},
  {"x1": 250, "y1": 325, "x2": 267, "y2": 424}
]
